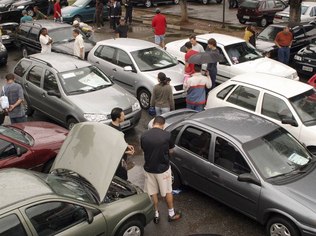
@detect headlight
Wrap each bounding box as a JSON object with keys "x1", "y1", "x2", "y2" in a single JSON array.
[
  {"x1": 83, "y1": 113, "x2": 108, "y2": 122},
  {"x1": 286, "y1": 71, "x2": 298, "y2": 80},
  {"x1": 294, "y1": 55, "x2": 302, "y2": 61},
  {"x1": 0, "y1": 4, "x2": 5, "y2": 7},
  {"x1": 2, "y1": 35, "x2": 9, "y2": 40},
  {"x1": 132, "y1": 101, "x2": 141, "y2": 111},
  {"x1": 17, "y1": 5, "x2": 25, "y2": 9},
  {"x1": 0, "y1": 45, "x2": 6, "y2": 52}
]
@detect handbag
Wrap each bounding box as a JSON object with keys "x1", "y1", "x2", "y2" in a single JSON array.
[{"x1": 0, "y1": 87, "x2": 9, "y2": 110}]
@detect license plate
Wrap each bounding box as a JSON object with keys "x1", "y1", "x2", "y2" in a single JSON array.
[
  {"x1": 120, "y1": 120, "x2": 131, "y2": 129},
  {"x1": 243, "y1": 16, "x2": 250, "y2": 19},
  {"x1": 302, "y1": 66, "x2": 313, "y2": 72}
]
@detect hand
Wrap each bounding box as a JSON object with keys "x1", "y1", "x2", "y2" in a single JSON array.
[
  {"x1": 8, "y1": 105, "x2": 14, "y2": 112},
  {"x1": 125, "y1": 145, "x2": 135, "y2": 155}
]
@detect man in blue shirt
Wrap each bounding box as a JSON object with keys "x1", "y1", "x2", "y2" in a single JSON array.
[{"x1": 20, "y1": 10, "x2": 33, "y2": 23}]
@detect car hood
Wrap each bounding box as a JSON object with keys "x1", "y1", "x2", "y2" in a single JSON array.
[
  {"x1": 11, "y1": 0, "x2": 31, "y2": 7},
  {"x1": 53, "y1": 40, "x2": 95, "y2": 54},
  {"x1": 0, "y1": 0, "x2": 15, "y2": 6},
  {"x1": 66, "y1": 84, "x2": 136, "y2": 114},
  {"x1": 61, "y1": 5, "x2": 78, "y2": 15},
  {"x1": 256, "y1": 40, "x2": 275, "y2": 53},
  {"x1": 52, "y1": 122, "x2": 127, "y2": 203},
  {"x1": 297, "y1": 44, "x2": 316, "y2": 59}
]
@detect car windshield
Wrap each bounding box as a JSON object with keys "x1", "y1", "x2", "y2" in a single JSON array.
[
  {"x1": 240, "y1": 0, "x2": 259, "y2": 8},
  {"x1": 0, "y1": 126, "x2": 34, "y2": 146},
  {"x1": 257, "y1": 26, "x2": 283, "y2": 41},
  {"x1": 282, "y1": 5, "x2": 308, "y2": 14},
  {"x1": 72, "y1": 0, "x2": 88, "y2": 7},
  {"x1": 244, "y1": 128, "x2": 312, "y2": 179},
  {"x1": 290, "y1": 89, "x2": 316, "y2": 126},
  {"x1": 225, "y1": 42, "x2": 262, "y2": 64},
  {"x1": 131, "y1": 47, "x2": 178, "y2": 72},
  {"x1": 50, "y1": 27, "x2": 75, "y2": 42},
  {"x1": 58, "y1": 66, "x2": 112, "y2": 95}
]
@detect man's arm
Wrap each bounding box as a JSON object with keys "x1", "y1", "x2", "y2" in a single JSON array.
[{"x1": 274, "y1": 34, "x2": 280, "y2": 48}]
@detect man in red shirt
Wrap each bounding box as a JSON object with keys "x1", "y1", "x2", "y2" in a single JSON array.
[
  {"x1": 152, "y1": 8, "x2": 166, "y2": 48},
  {"x1": 184, "y1": 41, "x2": 198, "y2": 75},
  {"x1": 54, "y1": 0, "x2": 62, "y2": 22},
  {"x1": 274, "y1": 26, "x2": 293, "y2": 64}
]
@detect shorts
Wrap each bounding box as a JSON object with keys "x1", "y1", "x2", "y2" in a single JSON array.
[
  {"x1": 144, "y1": 167, "x2": 172, "y2": 197},
  {"x1": 154, "y1": 34, "x2": 165, "y2": 44}
]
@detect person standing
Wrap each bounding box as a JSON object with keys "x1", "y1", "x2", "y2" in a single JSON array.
[
  {"x1": 115, "y1": 18, "x2": 128, "y2": 38},
  {"x1": 34, "y1": 6, "x2": 48, "y2": 20},
  {"x1": 152, "y1": 8, "x2": 167, "y2": 48},
  {"x1": 274, "y1": 26, "x2": 293, "y2": 65},
  {"x1": 73, "y1": 29, "x2": 85, "y2": 59},
  {"x1": 95, "y1": 0, "x2": 104, "y2": 29},
  {"x1": 47, "y1": 0, "x2": 54, "y2": 16},
  {"x1": 124, "y1": 0, "x2": 133, "y2": 25},
  {"x1": 206, "y1": 38, "x2": 219, "y2": 89},
  {"x1": 39, "y1": 28, "x2": 52, "y2": 53},
  {"x1": 108, "y1": 0, "x2": 121, "y2": 30},
  {"x1": 109, "y1": 107, "x2": 135, "y2": 180},
  {"x1": 1, "y1": 74, "x2": 26, "y2": 124},
  {"x1": 20, "y1": 10, "x2": 33, "y2": 23},
  {"x1": 141, "y1": 116, "x2": 182, "y2": 224},
  {"x1": 244, "y1": 25, "x2": 256, "y2": 47},
  {"x1": 184, "y1": 41, "x2": 198, "y2": 76},
  {"x1": 150, "y1": 72, "x2": 174, "y2": 116},
  {"x1": 189, "y1": 34, "x2": 204, "y2": 53},
  {"x1": 54, "y1": 0, "x2": 62, "y2": 22}
]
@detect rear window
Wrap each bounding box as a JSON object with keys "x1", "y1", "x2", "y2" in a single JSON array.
[
  {"x1": 14, "y1": 60, "x2": 32, "y2": 77},
  {"x1": 240, "y1": 0, "x2": 259, "y2": 8},
  {"x1": 19, "y1": 25, "x2": 31, "y2": 37}
]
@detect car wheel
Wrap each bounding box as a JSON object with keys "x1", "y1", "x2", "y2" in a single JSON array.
[
  {"x1": 266, "y1": 216, "x2": 299, "y2": 236},
  {"x1": 42, "y1": 159, "x2": 54, "y2": 173},
  {"x1": 239, "y1": 19, "x2": 247, "y2": 24},
  {"x1": 67, "y1": 118, "x2": 79, "y2": 130},
  {"x1": 22, "y1": 47, "x2": 28, "y2": 58},
  {"x1": 171, "y1": 167, "x2": 182, "y2": 189},
  {"x1": 216, "y1": 0, "x2": 222, "y2": 3},
  {"x1": 73, "y1": 15, "x2": 82, "y2": 22},
  {"x1": 202, "y1": 0, "x2": 208, "y2": 4},
  {"x1": 27, "y1": 8, "x2": 34, "y2": 17},
  {"x1": 259, "y1": 17, "x2": 268, "y2": 27},
  {"x1": 116, "y1": 220, "x2": 144, "y2": 236},
  {"x1": 145, "y1": 0, "x2": 152, "y2": 8},
  {"x1": 137, "y1": 89, "x2": 151, "y2": 109},
  {"x1": 24, "y1": 99, "x2": 34, "y2": 116},
  {"x1": 174, "y1": 0, "x2": 179, "y2": 4}
]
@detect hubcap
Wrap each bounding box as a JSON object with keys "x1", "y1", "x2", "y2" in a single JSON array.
[
  {"x1": 261, "y1": 18, "x2": 267, "y2": 26},
  {"x1": 123, "y1": 226, "x2": 141, "y2": 236},
  {"x1": 68, "y1": 122, "x2": 76, "y2": 130},
  {"x1": 22, "y1": 49, "x2": 27, "y2": 58},
  {"x1": 140, "y1": 92, "x2": 149, "y2": 108},
  {"x1": 270, "y1": 223, "x2": 291, "y2": 236},
  {"x1": 145, "y1": 0, "x2": 151, "y2": 7}
]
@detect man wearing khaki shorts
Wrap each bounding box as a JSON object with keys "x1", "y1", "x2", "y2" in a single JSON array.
[{"x1": 141, "y1": 116, "x2": 182, "y2": 224}]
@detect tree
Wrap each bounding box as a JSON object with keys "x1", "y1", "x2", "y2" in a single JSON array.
[
  {"x1": 179, "y1": 0, "x2": 189, "y2": 23},
  {"x1": 289, "y1": 0, "x2": 302, "y2": 26}
]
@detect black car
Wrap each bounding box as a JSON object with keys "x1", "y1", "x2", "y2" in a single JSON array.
[
  {"x1": 0, "y1": 0, "x2": 16, "y2": 12},
  {"x1": 0, "y1": 22, "x2": 19, "y2": 46},
  {"x1": 9, "y1": 0, "x2": 49, "y2": 17},
  {"x1": 256, "y1": 22, "x2": 316, "y2": 60},
  {"x1": 15, "y1": 20, "x2": 95, "y2": 59},
  {"x1": 0, "y1": 42, "x2": 8, "y2": 65},
  {"x1": 293, "y1": 40, "x2": 316, "y2": 77}
]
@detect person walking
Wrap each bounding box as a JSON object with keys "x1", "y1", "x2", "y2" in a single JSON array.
[
  {"x1": 150, "y1": 72, "x2": 174, "y2": 116},
  {"x1": 109, "y1": 107, "x2": 135, "y2": 180},
  {"x1": 73, "y1": 20, "x2": 95, "y2": 41},
  {"x1": 274, "y1": 26, "x2": 293, "y2": 65},
  {"x1": 141, "y1": 116, "x2": 182, "y2": 224},
  {"x1": 54, "y1": 0, "x2": 62, "y2": 22},
  {"x1": 152, "y1": 8, "x2": 166, "y2": 48},
  {"x1": 39, "y1": 28, "x2": 52, "y2": 53},
  {"x1": 183, "y1": 66, "x2": 212, "y2": 111},
  {"x1": 20, "y1": 10, "x2": 33, "y2": 23},
  {"x1": 73, "y1": 29, "x2": 85, "y2": 59},
  {"x1": 1, "y1": 74, "x2": 26, "y2": 124},
  {"x1": 95, "y1": 0, "x2": 104, "y2": 29},
  {"x1": 34, "y1": 6, "x2": 48, "y2": 20},
  {"x1": 124, "y1": 0, "x2": 133, "y2": 25},
  {"x1": 206, "y1": 38, "x2": 219, "y2": 89},
  {"x1": 244, "y1": 25, "x2": 256, "y2": 47},
  {"x1": 115, "y1": 18, "x2": 128, "y2": 38},
  {"x1": 47, "y1": 0, "x2": 54, "y2": 16},
  {"x1": 189, "y1": 34, "x2": 204, "y2": 53}
]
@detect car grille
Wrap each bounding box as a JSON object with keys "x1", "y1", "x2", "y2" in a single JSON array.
[
  {"x1": 124, "y1": 107, "x2": 133, "y2": 115},
  {"x1": 174, "y1": 85, "x2": 184, "y2": 91},
  {"x1": 302, "y1": 57, "x2": 316, "y2": 65}
]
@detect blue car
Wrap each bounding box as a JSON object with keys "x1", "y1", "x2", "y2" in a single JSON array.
[{"x1": 62, "y1": 0, "x2": 108, "y2": 23}]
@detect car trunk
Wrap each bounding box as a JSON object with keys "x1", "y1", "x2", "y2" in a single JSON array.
[{"x1": 238, "y1": 1, "x2": 260, "y2": 16}]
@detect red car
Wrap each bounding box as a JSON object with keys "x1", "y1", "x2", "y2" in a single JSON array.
[{"x1": 0, "y1": 121, "x2": 68, "y2": 173}]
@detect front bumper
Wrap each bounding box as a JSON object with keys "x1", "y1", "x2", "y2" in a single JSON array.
[
  {"x1": 0, "y1": 50, "x2": 8, "y2": 64},
  {"x1": 237, "y1": 13, "x2": 263, "y2": 22}
]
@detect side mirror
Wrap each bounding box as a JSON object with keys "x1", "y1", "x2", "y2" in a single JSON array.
[
  {"x1": 123, "y1": 65, "x2": 133, "y2": 72},
  {"x1": 237, "y1": 173, "x2": 261, "y2": 186},
  {"x1": 16, "y1": 146, "x2": 27, "y2": 157},
  {"x1": 281, "y1": 117, "x2": 298, "y2": 127},
  {"x1": 86, "y1": 209, "x2": 94, "y2": 224},
  {"x1": 47, "y1": 90, "x2": 61, "y2": 98}
]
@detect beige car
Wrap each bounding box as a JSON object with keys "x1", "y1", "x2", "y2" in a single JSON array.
[{"x1": 0, "y1": 122, "x2": 154, "y2": 236}]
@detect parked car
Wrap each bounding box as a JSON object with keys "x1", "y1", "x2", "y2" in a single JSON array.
[
  {"x1": 308, "y1": 73, "x2": 316, "y2": 88},
  {"x1": 293, "y1": 39, "x2": 316, "y2": 77},
  {"x1": 205, "y1": 72, "x2": 316, "y2": 154},
  {"x1": 237, "y1": 0, "x2": 286, "y2": 27},
  {"x1": 15, "y1": 20, "x2": 95, "y2": 59},
  {"x1": 274, "y1": 1, "x2": 316, "y2": 23},
  {"x1": 13, "y1": 53, "x2": 141, "y2": 130},
  {"x1": 88, "y1": 38, "x2": 186, "y2": 109},
  {"x1": 0, "y1": 42, "x2": 7, "y2": 65},
  {"x1": 256, "y1": 22, "x2": 316, "y2": 60},
  {"x1": 0, "y1": 122, "x2": 154, "y2": 236},
  {"x1": 0, "y1": 22, "x2": 19, "y2": 46},
  {"x1": 0, "y1": 121, "x2": 68, "y2": 173},
  {"x1": 9, "y1": 0, "x2": 48, "y2": 16},
  {"x1": 131, "y1": 0, "x2": 179, "y2": 8},
  {"x1": 195, "y1": 0, "x2": 222, "y2": 4},
  {"x1": 62, "y1": 0, "x2": 108, "y2": 23},
  {"x1": 0, "y1": 0, "x2": 17, "y2": 11},
  {"x1": 166, "y1": 33, "x2": 299, "y2": 85},
  {"x1": 156, "y1": 107, "x2": 316, "y2": 236}
]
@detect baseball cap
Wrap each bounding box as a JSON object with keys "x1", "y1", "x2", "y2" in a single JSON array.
[
  {"x1": 155, "y1": 8, "x2": 160, "y2": 13},
  {"x1": 73, "y1": 20, "x2": 79, "y2": 25}
]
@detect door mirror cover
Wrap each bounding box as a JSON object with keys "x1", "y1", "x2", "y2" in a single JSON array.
[
  {"x1": 237, "y1": 173, "x2": 261, "y2": 186},
  {"x1": 47, "y1": 90, "x2": 61, "y2": 98},
  {"x1": 123, "y1": 66, "x2": 133, "y2": 72}
]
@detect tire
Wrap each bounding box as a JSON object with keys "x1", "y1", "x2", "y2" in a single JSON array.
[
  {"x1": 22, "y1": 47, "x2": 28, "y2": 58},
  {"x1": 137, "y1": 89, "x2": 151, "y2": 109},
  {"x1": 67, "y1": 117, "x2": 79, "y2": 130},
  {"x1": 73, "y1": 15, "x2": 82, "y2": 22},
  {"x1": 171, "y1": 166, "x2": 182, "y2": 189},
  {"x1": 42, "y1": 158, "x2": 54, "y2": 173},
  {"x1": 259, "y1": 17, "x2": 268, "y2": 27},
  {"x1": 216, "y1": 0, "x2": 222, "y2": 3},
  {"x1": 266, "y1": 216, "x2": 299, "y2": 236},
  {"x1": 116, "y1": 220, "x2": 144, "y2": 236},
  {"x1": 145, "y1": 0, "x2": 152, "y2": 8},
  {"x1": 239, "y1": 19, "x2": 247, "y2": 24},
  {"x1": 174, "y1": 0, "x2": 179, "y2": 4},
  {"x1": 202, "y1": 0, "x2": 208, "y2": 4},
  {"x1": 308, "y1": 147, "x2": 316, "y2": 156},
  {"x1": 24, "y1": 99, "x2": 34, "y2": 116}
]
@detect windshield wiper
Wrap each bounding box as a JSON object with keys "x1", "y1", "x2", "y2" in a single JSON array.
[
  {"x1": 68, "y1": 89, "x2": 93, "y2": 95},
  {"x1": 299, "y1": 158, "x2": 316, "y2": 171}
]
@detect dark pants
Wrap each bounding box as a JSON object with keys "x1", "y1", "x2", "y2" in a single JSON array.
[
  {"x1": 10, "y1": 116, "x2": 27, "y2": 124},
  {"x1": 110, "y1": 17, "x2": 120, "y2": 30},
  {"x1": 96, "y1": 11, "x2": 104, "y2": 27},
  {"x1": 125, "y1": 8, "x2": 133, "y2": 24},
  {"x1": 277, "y1": 47, "x2": 290, "y2": 65},
  {"x1": 208, "y1": 68, "x2": 217, "y2": 89},
  {"x1": 47, "y1": 2, "x2": 54, "y2": 15}
]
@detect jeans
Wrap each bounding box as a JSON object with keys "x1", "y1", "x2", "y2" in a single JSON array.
[
  {"x1": 186, "y1": 103, "x2": 204, "y2": 112},
  {"x1": 277, "y1": 47, "x2": 290, "y2": 64},
  {"x1": 155, "y1": 107, "x2": 170, "y2": 116},
  {"x1": 10, "y1": 116, "x2": 27, "y2": 124},
  {"x1": 207, "y1": 68, "x2": 217, "y2": 89}
]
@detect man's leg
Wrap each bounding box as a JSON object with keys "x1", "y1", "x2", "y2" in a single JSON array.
[
  {"x1": 144, "y1": 172, "x2": 160, "y2": 223},
  {"x1": 151, "y1": 193, "x2": 159, "y2": 211},
  {"x1": 278, "y1": 47, "x2": 285, "y2": 64},
  {"x1": 284, "y1": 47, "x2": 290, "y2": 65}
]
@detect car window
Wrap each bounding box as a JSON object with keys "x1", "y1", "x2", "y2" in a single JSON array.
[
  {"x1": 0, "y1": 214, "x2": 27, "y2": 236},
  {"x1": 116, "y1": 49, "x2": 133, "y2": 68},
  {"x1": 217, "y1": 85, "x2": 235, "y2": 99},
  {"x1": 293, "y1": 26, "x2": 305, "y2": 40},
  {"x1": 274, "y1": 0, "x2": 284, "y2": 8},
  {"x1": 29, "y1": 27, "x2": 40, "y2": 41},
  {"x1": 261, "y1": 93, "x2": 292, "y2": 121},
  {"x1": 170, "y1": 125, "x2": 183, "y2": 144},
  {"x1": 227, "y1": 85, "x2": 260, "y2": 111},
  {"x1": 19, "y1": 25, "x2": 31, "y2": 37},
  {"x1": 26, "y1": 66, "x2": 43, "y2": 87},
  {"x1": 43, "y1": 70, "x2": 59, "y2": 92},
  {"x1": 259, "y1": 1, "x2": 266, "y2": 10},
  {"x1": 240, "y1": 0, "x2": 259, "y2": 8},
  {"x1": 266, "y1": 1, "x2": 274, "y2": 9},
  {"x1": 257, "y1": 26, "x2": 282, "y2": 41},
  {"x1": 14, "y1": 60, "x2": 32, "y2": 77},
  {"x1": 179, "y1": 126, "x2": 211, "y2": 159},
  {"x1": 310, "y1": 6, "x2": 316, "y2": 16},
  {"x1": 26, "y1": 202, "x2": 88, "y2": 236},
  {"x1": 225, "y1": 42, "x2": 262, "y2": 64},
  {"x1": 0, "y1": 139, "x2": 17, "y2": 159},
  {"x1": 49, "y1": 27, "x2": 76, "y2": 42},
  {"x1": 304, "y1": 25, "x2": 316, "y2": 38},
  {"x1": 95, "y1": 45, "x2": 116, "y2": 64},
  {"x1": 214, "y1": 137, "x2": 251, "y2": 175}
]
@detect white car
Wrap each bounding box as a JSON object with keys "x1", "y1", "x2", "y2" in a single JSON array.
[
  {"x1": 88, "y1": 38, "x2": 186, "y2": 109},
  {"x1": 165, "y1": 33, "x2": 299, "y2": 84},
  {"x1": 274, "y1": 1, "x2": 316, "y2": 23},
  {"x1": 205, "y1": 72, "x2": 316, "y2": 154}
]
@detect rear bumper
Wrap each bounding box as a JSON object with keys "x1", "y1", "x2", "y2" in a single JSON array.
[{"x1": 293, "y1": 60, "x2": 315, "y2": 78}]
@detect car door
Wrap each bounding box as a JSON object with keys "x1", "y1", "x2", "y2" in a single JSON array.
[
  {"x1": 209, "y1": 136, "x2": 261, "y2": 218},
  {"x1": 91, "y1": 45, "x2": 116, "y2": 78},
  {"x1": 0, "y1": 211, "x2": 32, "y2": 235},
  {"x1": 26, "y1": 26, "x2": 41, "y2": 54},
  {"x1": 23, "y1": 201, "x2": 107, "y2": 236},
  {"x1": 81, "y1": 0, "x2": 96, "y2": 21}
]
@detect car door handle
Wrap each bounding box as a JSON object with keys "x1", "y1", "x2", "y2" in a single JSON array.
[
  {"x1": 42, "y1": 92, "x2": 46, "y2": 98},
  {"x1": 112, "y1": 68, "x2": 117, "y2": 71},
  {"x1": 211, "y1": 171, "x2": 219, "y2": 178},
  {"x1": 95, "y1": 61, "x2": 100, "y2": 64},
  {"x1": 25, "y1": 82, "x2": 28, "y2": 88}
]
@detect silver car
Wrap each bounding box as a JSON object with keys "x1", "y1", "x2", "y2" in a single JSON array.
[
  {"x1": 88, "y1": 38, "x2": 186, "y2": 109},
  {"x1": 13, "y1": 53, "x2": 141, "y2": 130},
  {"x1": 157, "y1": 107, "x2": 316, "y2": 236}
]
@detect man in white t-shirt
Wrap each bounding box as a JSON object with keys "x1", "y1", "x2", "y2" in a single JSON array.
[
  {"x1": 73, "y1": 28, "x2": 85, "y2": 59},
  {"x1": 39, "y1": 28, "x2": 52, "y2": 53},
  {"x1": 189, "y1": 34, "x2": 204, "y2": 53}
]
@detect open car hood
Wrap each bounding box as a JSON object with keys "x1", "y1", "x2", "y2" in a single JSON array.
[{"x1": 51, "y1": 122, "x2": 127, "y2": 203}]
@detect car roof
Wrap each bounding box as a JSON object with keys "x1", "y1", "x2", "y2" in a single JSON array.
[
  {"x1": 21, "y1": 20, "x2": 71, "y2": 31},
  {"x1": 196, "y1": 33, "x2": 244, "y2": 46},
  {"x1": 301, "y1": 1, "x2": 316, "y2": 6},
  {"x1": 230, "y1": 73, "x2": 313, "y2": 98},
  {"x1": 96, "y1": 38, "x2": 159, "y2": 52},
  {"x1": 190, "y1": 107, "x2": 279, "y2": 143},
  {"x1": 0, "y1": 169, "x2": 52, "y2": 209},
  {"x1": 26, "y1": 52, "x2": 92, "y2": 72}
]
